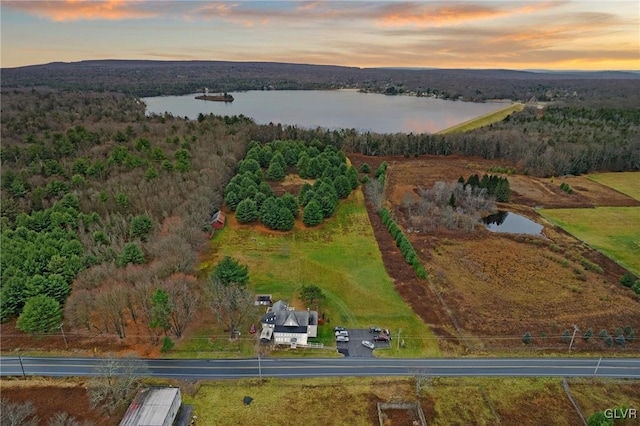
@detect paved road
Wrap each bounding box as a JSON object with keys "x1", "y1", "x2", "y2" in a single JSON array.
[{"x1": 1, "y1": 356, "x2": 638, "y2": 380}]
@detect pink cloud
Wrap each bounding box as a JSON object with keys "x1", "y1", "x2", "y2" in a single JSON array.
[{"x1": 3, "y1": 0, "x2": 158, "y2": 22}]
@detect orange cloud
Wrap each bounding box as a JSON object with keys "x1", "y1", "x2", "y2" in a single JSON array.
[
  {"x1": 3, "y1": 0, "x2": 158, "y2": 22},
  {"x1": 376, "y1": 1, "x2": 562, "y2": 27}
]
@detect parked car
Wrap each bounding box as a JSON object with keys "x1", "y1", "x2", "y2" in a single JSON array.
[
  {"x1": 362, "y1": 340, "x2": 375, "y2": 350},
  {"x1": 333, "y1": 326, "x2": 346, "y2": 333},
  {"x1": 249, "y1": 324, "x2": 256, "y2": 334},
  {"x1": 373, "y1": 334, "x2": 390, "y2": 342},
  {"x1": 336, "y1": 335, "x2": 349, "y2": 343},
  {"x1": 335, "y1": 330, "x2": 349, "y2": 337},
  {"x1": 369, "y1": 327, "x2": 382, "y2": 334}
]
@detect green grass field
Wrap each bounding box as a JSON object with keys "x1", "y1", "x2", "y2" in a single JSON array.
[
  {"x1": 438, "y1": 103, "x2": 524, "y2": 135},
  {"x1": 539, "y1": 207, "x2": 640, "y2": 276},
  {"x1": 588, "y1": 172, "x2": 640, "y2": 201},
  {"x1": 202, "y1": 189, "x2": 440, "y2": 357}
]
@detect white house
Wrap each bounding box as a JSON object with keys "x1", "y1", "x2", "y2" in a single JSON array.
[{"x1": 260, "y1": 300, "x2": 318, "y2": 346}]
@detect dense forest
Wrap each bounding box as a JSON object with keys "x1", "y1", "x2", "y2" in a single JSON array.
[
  {"x1": 0, "y1": 90, "x2": 251, "y2": 336},
  {"x1": 1, "y1": 60, "x2": 639, "y2": 338}
]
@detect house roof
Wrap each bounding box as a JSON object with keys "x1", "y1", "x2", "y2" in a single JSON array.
[
  {"x1": 211, "y1": 210, "x2": 225, "y2": 223},
  {"x1": 283, "y1": 311, "x2": 299, "y2": 327},
  {"x1": 271, "y1": 300, "x2": 288, "y2": 311},
  {"x1": 119, "y1": 387, "x2": 180, "y2": 426}
]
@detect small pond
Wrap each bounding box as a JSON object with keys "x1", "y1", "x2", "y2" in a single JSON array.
[{"x1": 482, "y1": 211, "x2": 544, "y2": 235}]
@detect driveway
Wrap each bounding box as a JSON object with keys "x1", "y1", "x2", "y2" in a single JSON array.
[{"x1": 336, "y1": 328, "x2": 391, "y2": 357}]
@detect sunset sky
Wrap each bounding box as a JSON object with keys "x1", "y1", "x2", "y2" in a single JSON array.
[{"x1": 1, "y1": 1, "x2": 639, "y2": 70}]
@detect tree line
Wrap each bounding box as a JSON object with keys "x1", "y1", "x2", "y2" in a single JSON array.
[
  {"x1": 240, "y1": 106, "x2": 639, "y2": 178},
  {"x1": 4, "y1": 61, "x2": 639, "y2": 106}
]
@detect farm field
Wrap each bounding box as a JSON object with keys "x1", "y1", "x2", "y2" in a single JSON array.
[
  {"x1": 539, "y1": 207, "x2": 640, "y2": 276},
  {"x1": 347, "y1": 154, "x2": 640, "y2": 352},
  {"x1": 199, "y1": 189, "x2": 441, "y2": 358},
  {"x1": 588, "y1": 172, "x2": 640, "y2": 201}
]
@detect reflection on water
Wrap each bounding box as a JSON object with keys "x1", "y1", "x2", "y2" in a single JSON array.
[
  {"x1": 483, "y1": 211, "x2": 543, "y2": 235},
  {"x1": 142, "y1": 90, "x2": 510, "y2": 134}
]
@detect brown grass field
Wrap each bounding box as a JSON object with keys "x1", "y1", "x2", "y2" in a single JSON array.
[
  {"x1": 348, "y1": 153, "x2": 640, "y2": 353},
  {"x1": 3, "y1": 376, "x2": 638, "y2": 426}
]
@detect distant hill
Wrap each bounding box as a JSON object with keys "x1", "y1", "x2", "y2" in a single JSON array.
[{"x1": 2, "y1": 60, "x2": 639, "y2": 105}]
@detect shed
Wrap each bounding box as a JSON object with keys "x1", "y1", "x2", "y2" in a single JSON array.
[
  {"x1": 211, "y1": 210, "x2": 226, "y2": 230},
  {"x1": 119, "y1": 387, "x2": 181, "y2": 426}
]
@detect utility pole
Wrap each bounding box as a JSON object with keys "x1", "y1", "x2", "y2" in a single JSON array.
[
  {"x1": 257, "y1": 352, "x2": 263, "y2": 382},
  {"x1": 60, "y1": 323, "x2": 68, "y2": 349},
  {"x1": 397, "y1": 328, "x2": 402, "y2": 350},
  {"x1": 18, "y1": 356, "x2": 26, "y2": 379},
  {"x1": 569, "y1": 325, "x2": 579, "y2": 351}
]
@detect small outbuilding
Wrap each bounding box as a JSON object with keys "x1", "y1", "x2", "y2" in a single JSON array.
[
  {"x1": 211, "y1": 210, "x2": 226, "y2": 230},
  {"x1": 119, "y1": 387, "x2": 181, "y2": 426}
]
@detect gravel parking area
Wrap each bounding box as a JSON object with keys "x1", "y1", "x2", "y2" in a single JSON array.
[{"x1": 335, "y1": 328, "x2": 391, "y2": 357}]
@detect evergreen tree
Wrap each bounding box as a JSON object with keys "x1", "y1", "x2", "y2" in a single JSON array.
[
  {"x1": 259, "y1": 197, "x2": 280, "y2": 229},
  {"x1": 296, "y1": 153, "x2": 311, "y2": 178},
  {"x1": 235, "y1": 199, "x2": 258, "y2": 223},
  {"x1": 266, "y1": 160, "x2": 285, "y2": 180},
  {"x1": 224, "y1": 190, "x2": 241, "y2": 211},
  {"x1": 281, "y1": 193, "x2": 300, "y2": 218},
  {"x1": 271, "y1": 151, "x2": 286, "y2": 169},
  {"x1": 130, "y1": 215, "x2": 153, "y2": 241},
  {"x1": 346, "y1": 166, "x2": 359, "y2": 189},
  {"x1": 118, "y1": 243, "x2": 145, "y2": 267},
  {"x1": 237, "y1": 159, "x2": 261, "y2": 174},
  {"x1": 334, "y1": 175, "x2": 351, "y2": 199},
  {"x1": 258, "y1": 145, "x2": 273, "y2": 168},
  {"x1": 274, "y1": 206, "x2": 295, "y2": 231},
  {"x1": 298, "y1": 182, "x2": 313, "y2": 206},
  {"x1": 302, "y1": 200, "x2": 324, "y2": 226},
  {"x1": 150, "y1": 289, "x2": 172, "y2": 334},
  {"x1": 495, "y1": 178, "x2": 511, "y2": 202},
  {"x1": 212, "y1": 256, "x2": 249, "y2": 286},
  {"x1": 16, "y1": 295, "x2": 62, "y2": 334}
]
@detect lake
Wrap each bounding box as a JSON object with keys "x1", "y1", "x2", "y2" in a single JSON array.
[{"x1": 141, "y1": 90, "x2": 510, "y2": 134}]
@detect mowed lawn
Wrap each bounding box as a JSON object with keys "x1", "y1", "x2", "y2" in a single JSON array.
[
  {"x1": 205, "y1": 189, "x2": 440, "y2": 357},
  {"x1": 539, "y1": 207, "x2": 640, "y2": 276},
  {"x1": 588, "y1": 172, "x2": 640, "y2": 201}
]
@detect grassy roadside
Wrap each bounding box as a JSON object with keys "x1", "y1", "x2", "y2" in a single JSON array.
[
  {"x1": 588, "y1": 172, "x2": 640, "y2": 201},
  {"x1": 438, "y1": 102, "x2": 524, "y2": 135},
  {"x1": 192, "y1": 189, "x2": 441, "y2": 358},
  {"x1": 178, "y1": 376, "x2": 640, "y2": 425},
  {"x1": 539, "y1": 207, "x2": 640, "y2": 276}
]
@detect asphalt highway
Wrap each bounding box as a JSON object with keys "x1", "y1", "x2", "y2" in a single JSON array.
[{"x1": 1, "y1": 356, "x2": 638, "y2": 380}]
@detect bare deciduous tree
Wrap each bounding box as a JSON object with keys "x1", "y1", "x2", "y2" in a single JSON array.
[
  {"x1": 95, "y1": 285, "x2": 130, "y2": 338},
  {"x1": 364, "y1": 179, "x2": 384, "y2": 211},
  {"x1": 87, "y1": 353, "x2": 147, "y2": 417},
  {"x1": 64, "y1": 289, "x2": 95, "y2": 331},
  {"x1": 47, "y1": 411, "x2": 94, "y2": 426},
  {"x1": 0, "y1": 398, "x2": 39, "y2": 426},
  {"x1": 206, "y1": 276, "x2": 255, "y2": 339},
  {"x1": 164, "y1": 277, "x2": 201, "y2": 338}
]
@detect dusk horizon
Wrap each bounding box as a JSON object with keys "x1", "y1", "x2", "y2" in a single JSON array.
[{"x1": 2, "y1": 1, "x2": 638, "y2": 71}]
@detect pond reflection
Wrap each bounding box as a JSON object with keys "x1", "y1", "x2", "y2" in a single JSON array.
[{"x1": 483, "y1": 211, "x2": 543, "y2": 235}]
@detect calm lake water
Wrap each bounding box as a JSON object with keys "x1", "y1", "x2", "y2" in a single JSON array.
[
  {"x1": 483, "y1": 211, "x2": 544, "y2": 236},
  {"x1": 142, "y1": 90, "x2": 509, "y2": 134}
]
